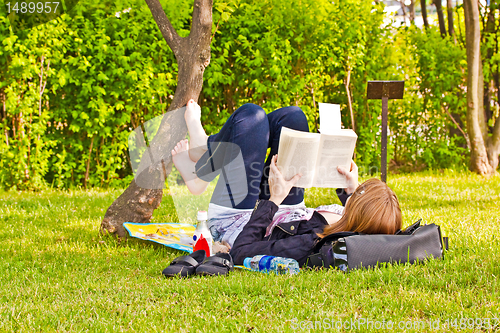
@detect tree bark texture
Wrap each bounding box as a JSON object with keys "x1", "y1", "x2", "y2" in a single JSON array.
[
  {"x1": 484, "y1": 4, "x2": 496, "y2": 125},
  {"x1": 398, "y1": 0, "x2": 408, "y2": 24},
  {"x1": 421, "y1": 0, "x2": 429, "y2": 28},
  {"x1": 447, "y1": 0, "x2": 455, "y2": 37},
  {"x1": 101, "y1": 0, "x2": 213, "y2": 237},
  {"x1": 434, "y1": 0, "x2": 447, "y2": 36},
  {"x1": 344, "y1": 66, "x2": 356, "y2": 132},
  {"x1": 409, "y1": 0, "x2": 416, "y2": 23},
  {"x1": 464, "y1": 0, "x2": 500, "y2": 175}
]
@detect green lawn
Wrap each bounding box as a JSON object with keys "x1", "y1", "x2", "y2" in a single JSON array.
[{"x1": 1, "y1": 172, "x2": 499, "y2": 332}]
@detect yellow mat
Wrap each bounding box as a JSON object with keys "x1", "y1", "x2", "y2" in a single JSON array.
[{"x1": 123, "y1": 222, "x2": 195, "y2": 253}]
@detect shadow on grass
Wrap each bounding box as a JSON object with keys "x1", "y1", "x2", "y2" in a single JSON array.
[{"x1": 57, "y1": 223, "x2": 185, "y2": 254}]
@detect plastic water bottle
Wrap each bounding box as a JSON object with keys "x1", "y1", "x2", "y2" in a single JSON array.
[
  {"x1": 243, "y1": 255, "x2": 300, "y2": 275},
  {"x1": 269, "y1": 257, "x2": 300, "y2": 275},
  {"x1": 193, "y1": 211, "x2": 213, "y2": 256},
  {"x1": 244, "y1": 255, "x2": 265, "y2": 271},
  {"x1": 244, "y1": 255, "x2": 275, "y2": 272}
]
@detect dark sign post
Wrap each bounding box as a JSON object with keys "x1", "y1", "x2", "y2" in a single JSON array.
[{"x1": 366, "y1": 81, "x2": 404, "y2": 183}]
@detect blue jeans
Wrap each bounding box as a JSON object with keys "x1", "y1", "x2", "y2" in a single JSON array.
[{"x1": 195, "y1": 104, "x2": 309, "y2": 209}]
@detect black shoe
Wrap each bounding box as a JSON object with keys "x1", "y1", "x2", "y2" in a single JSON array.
[
  {"x1": 162, "y1": 250, "x2": 207, "y2": 278},
  {"x1": 196, "y1": 253, "x2": 234, "y2": 276}
]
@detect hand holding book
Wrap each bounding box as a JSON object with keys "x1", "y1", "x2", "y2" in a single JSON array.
[
  {"x1": 337, "y1": 160, "x2": 359, "y2": 195},
  {"x1": 276, "y1": 103, "x2": 358, "y2": 189},
  {"x1": 276, "y1": 127, "x2": 357, "y2": 188},
  {"x1": 268, "y1": 155, "x2": 302, "y2": 206}
]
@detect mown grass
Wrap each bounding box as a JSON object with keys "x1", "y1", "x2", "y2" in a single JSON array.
[{"x1": 0, "y1": 172, "x2": 499, "y2": 332}]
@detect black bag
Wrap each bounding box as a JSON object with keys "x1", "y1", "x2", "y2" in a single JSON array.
[{"x1": 306, "y1": 220, "x2": 446, "y2": 271}]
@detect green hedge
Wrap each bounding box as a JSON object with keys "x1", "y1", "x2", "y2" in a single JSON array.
[{"x1": 0, "y1": 0, "x2": 468, "y2": 190}]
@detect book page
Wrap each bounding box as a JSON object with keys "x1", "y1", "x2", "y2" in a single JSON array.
[
  {"x1": 277, "y1": 127, "x2": 321, "y2": 188},
  {"x1": 313, "y1": 130, "x2": 357, "y2": 188},
  {"x1": 318, "y1": 103, "x2": 341, "y2": 133}
]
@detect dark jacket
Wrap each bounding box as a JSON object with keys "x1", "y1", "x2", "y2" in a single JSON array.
[
  {"x1": 229, "y1": 200, "x2": 327, "y2": 266},
  {"x1": 230, "y1": 200, "x2": 328, "y2": 266},
  {"x1": 230, "y1": 188, "x2": 351, "y2": 266}
]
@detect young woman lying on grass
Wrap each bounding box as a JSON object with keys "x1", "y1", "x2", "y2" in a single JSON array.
[{"x1": 172, "y1": 100, "x2": 402, "y2": 265}]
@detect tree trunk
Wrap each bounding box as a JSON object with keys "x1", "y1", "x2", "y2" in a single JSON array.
[
  {"x1": 434, "y1": 0, "x2": 447, "y2": 36},
  {"x1": 409, "y1": 0, "x2": 416, "y2": 23},
  {"x1": 484, "y1": 4, "x2": 496, "y2": 126},
  {"x1": 101, "y1": 0, "x2": 213, "y2": 237},
  {"x1": 344, "y1": 66, "x2": 356, "y2": 132},
  {"x1": 447, "y1": 0, "x2": 455, "y2": 38},
  {"x1": 421, "y1": 0, "x2": 429, "y2": 29},
  {"x1": 464, "y1": 0, "x2": 497, "y2": 175},
  {"x1": 399, "y1": 0, "x2": 408, "y2": 24}
]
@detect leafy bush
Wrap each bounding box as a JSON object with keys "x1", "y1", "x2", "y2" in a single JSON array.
[{"x1": 0, "y1": 0, "x2": 471, "y2": 190}]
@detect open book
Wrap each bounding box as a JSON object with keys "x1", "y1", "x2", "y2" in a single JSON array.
[{"x1": 276, "y1": 127, "x2": 357, "y2": 188}]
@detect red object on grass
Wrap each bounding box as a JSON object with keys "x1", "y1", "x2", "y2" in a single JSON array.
[{"x1": 193, "y1": 235, "x2": 210, "y2": 257}]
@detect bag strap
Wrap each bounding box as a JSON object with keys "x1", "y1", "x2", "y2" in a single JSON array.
[
  {"x1": 395, "y1": 219, "x2": 422, "y2": 235},
  {"x1": 171, "y1": 255, "x2": 200, "y2": 268},
  {"x1": 306, "y1": 243, "x2": 337, "y2": 269},
  {"x1": 312, "y1": 231, "x2": 358, "y2": 253}
]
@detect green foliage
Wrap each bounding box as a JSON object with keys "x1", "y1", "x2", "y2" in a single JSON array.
[
  {"x1": 204, "y1": 0, "x2": 469, "y2": 173},
  {"x1": 0, "y1": 0, "x2": 185, "y2": 190},
  {"x1": 203, "y1": 0, "x2": 386, "y2": 136},
  {"x1": 389, "y1": 26, "x2": 468, "y2": 171},
  {"x1": 0, "y1": 0, "x2": 472, "y2": 190}
]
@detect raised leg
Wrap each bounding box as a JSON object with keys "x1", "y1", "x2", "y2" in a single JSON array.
[
  {"x1": 259, "y1": 106, "x2": 309, "y2": 205},
  {"x1": 184, "y1": 99, "x2": 209, "y2": 163},
  {"x1": 195, "y1": 103, "x2": 270, "y2": 209},
  {"x1": 171, "y1": 139, "x2": 209, "y2": 195}
]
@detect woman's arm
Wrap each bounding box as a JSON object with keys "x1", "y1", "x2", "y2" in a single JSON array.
[
  {"x1": 230, "y1": 155, "x2": 317, "y2": 265},
  {"x1": 268, "y1": 155, "x2": 302, "y2": 206}
]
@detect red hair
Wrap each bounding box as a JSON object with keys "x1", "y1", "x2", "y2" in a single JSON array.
[{"x1": 319, "y1": 178, "x2": 402, "y2": 237}]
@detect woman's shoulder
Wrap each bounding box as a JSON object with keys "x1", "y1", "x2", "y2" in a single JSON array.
[{"x1": 314, "y1": 204, "x2": 345, "y2": 216}]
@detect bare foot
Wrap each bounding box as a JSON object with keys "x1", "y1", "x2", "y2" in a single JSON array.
[
  {"x1": 185, "y1": 99, "x2": 209, "y2": 162},
  {"x1": 171, "y1": 139, "x2": 209, "y2": 195}
]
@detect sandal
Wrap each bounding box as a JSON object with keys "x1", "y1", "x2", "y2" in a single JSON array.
[
  {"x1": 162, "y1": 250, "x2": 206, "y2": 278},
  {"x1": 196, "y1": 253, "x2": 234, "y2": 276}
]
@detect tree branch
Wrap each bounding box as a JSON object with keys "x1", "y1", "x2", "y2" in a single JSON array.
[
  {"x1": 444, "y1": 105, "x2": 470, "y2": 149},
  {"x1": 144, "y1": 0, "x2": 182, "y2": 54},
  {"x1": 38, "y1": 56, "x2": 49, "y2": 118},
  {"x1": 492, "y1": 111, "x2": 500, "y2": 150},
  {"x1": 191, "y1": 0, "x2": 213, "y2": 40},
  {"x1": 456, "y1": 5, "x2": 466, "y2": 49},
  {"x1": 398, "y1": 0, "x2": 408, "y2": 25},
  {"x1": 421, "y1": 0, "x2": 429, "y2": 29},
  {"x1": 344, "y1": 65, "x2": 356, "y2": 132},
  {"x1": 211, "y1": 10, "x2": 223, "y2": 42},
  {"x1": 434, "y1": 0, "x2": 448, "y2": 37},
  {"x1": 447, "y1": 0, "x2": 455, "y2": 40}
]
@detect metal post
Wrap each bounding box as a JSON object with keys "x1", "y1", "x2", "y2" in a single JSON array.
[
  {"x1": 381, "y1": 96, "x2": 388, "y2": 183},
  {"x1": 366, "y1": 81, "x2": 405, "y2": 183}
]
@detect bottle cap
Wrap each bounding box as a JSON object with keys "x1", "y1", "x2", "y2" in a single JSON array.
[
  {"x1": 243, "y1": 257, "x2": 252, "y2": 269},
  {"x1": 197, "y1": 210, "x2": 208, "y2": 221},
  {"x1": 259, "y1": 255, "x2": 274, "y2": 272}
]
